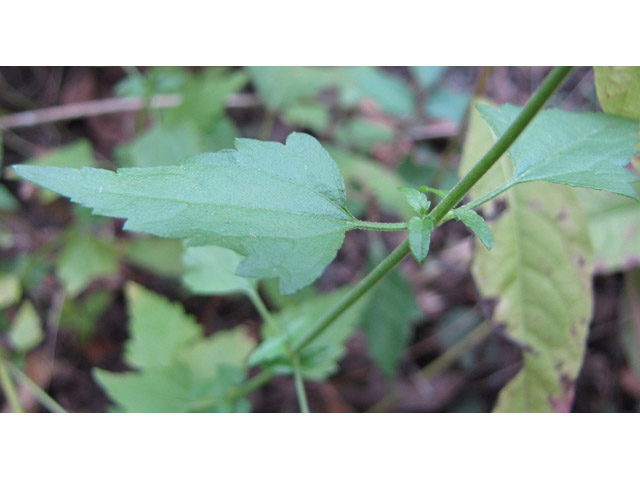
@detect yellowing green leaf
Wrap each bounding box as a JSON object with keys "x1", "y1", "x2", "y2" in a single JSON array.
[
  {"x1": 14, "y1": 133, "x2": 357, "y2": 294},
  {"x1": 473, "y1": 182, "x2": 594, "y2": 412},
  {"x1": 576, "y1": 186, "x2": 640, "y2": 273},
  {"x1": 594, "y1": 66, "x2": 640, "y2": 120}
]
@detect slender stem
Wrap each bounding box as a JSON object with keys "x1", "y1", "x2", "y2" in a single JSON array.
[
  {"x1": 0, "y1": 354, "x2": 23, "y2": 413},
  {"x1": 247, "y1": 289, "x2": 280, "y2": 334},
  {"x1": 427, "y1": 66, "x2": 573, "y2": 225},
  {"x1": 227, "y1": 65, "x2": 573, "y2": 405},
  {"x1": 350, "y1": 220, "x2": 408, "y2": 231},
  {"x1": 464, "y1": 179, "x2": 517, "y2": 211},
  {"x1": 292, "y1": 356, "x2": 310, "y2": 413},
  {"x1": 292, "y1": 239, "x2": 411, "y2": 355},
  {"x1": 7, "y1": 362, "x2": 67, "y2": 413}
]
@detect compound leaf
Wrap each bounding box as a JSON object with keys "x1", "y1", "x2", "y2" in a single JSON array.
[
  {"x1": 478, "y1": 104, "x2": 640, "y2": 199},
  {"x1": 14, "y1": 132, "x2": 356, "y2": 294}
]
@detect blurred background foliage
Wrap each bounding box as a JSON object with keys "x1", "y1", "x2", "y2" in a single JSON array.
[{"x1": 0, "y1": 66, "x2": 639, "y2": 412}]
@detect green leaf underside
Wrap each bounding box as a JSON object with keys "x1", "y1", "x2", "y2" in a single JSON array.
[
  {"x1": 473, "y1": 182, "x2": 594, "y2": 412},
  {"x1": 453, "y1": 208, "x2": 494, "y2": 250},
  {"x1": 14, "y1": 133, "x2": 356, "y2": 294},
  {"x1": 478, "y1": 104, "x2": 640, "y2": 199},
  {"x1": 408, "y1": 216, "x2": 434, "y2": 263}
]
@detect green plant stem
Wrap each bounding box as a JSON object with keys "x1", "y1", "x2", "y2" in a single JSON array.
[
  {"x1": 292, "y1": 356, "x2": 310, "y2": 413},
  {"x1": 226, "y1": 65, "x2": 573, "y2": 405},
  {"x1": 350, "y1": 220, "x2": 408, "y2": 231},
  {"x1": 0, "y1": 354, "x2": 22, "y2": 413},
  {"x1": 464, "y1": 179, "x2": 517, "y2": 210},
  {"x1": 247, "y1": 289, "x2": 280, "y2": 334},
  {"x1": 427, "y1": 66, "x2": 573, "y2": 225},
  {"x1": 7, "y1": 362, "x2": 67, "y2": 413}
]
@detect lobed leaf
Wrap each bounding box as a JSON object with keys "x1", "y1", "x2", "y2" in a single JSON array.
[{"x1": 14, "y1": 133, "x2": 357, "y2": 294}]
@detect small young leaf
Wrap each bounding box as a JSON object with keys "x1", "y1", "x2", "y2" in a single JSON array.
[
  {"x1": 8, "y1": 301, "x2": 44, "y2": 351},
  {"x1": 419, "y1": 186, "x2": 448, "y2": 198},
  {"x1": 478, "y1": 104, "x2": 640, "y2": 199},
  {"x1": 14, "y1": 133, "x2": 356, "y2": 294},
  {"x1": 182, "y1": 245, "x2": 257, "y2": 296},
  {"x1": 397, "y1": 186, "x2": 430, "y2": 216},
  {"x1": 407, "y1": 216, "x2": 434, "y2": 264},
  {"x1": 453, "y1": 208, "x2": 494, "y2": 250}
]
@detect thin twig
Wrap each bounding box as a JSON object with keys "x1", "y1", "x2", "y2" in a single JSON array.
[{"x1": 0, "y1": 93, "x2": 261, "y2": 131}]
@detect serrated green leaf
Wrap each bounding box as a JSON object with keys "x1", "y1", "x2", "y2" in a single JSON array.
[
  {"x1": 250, "y1": 288, "x2": 368, "y2": 380},
  {"x1": 453, "y1": 208, "x2": 494, "y2": 250},
  {"x1": 0, "y1": 273, "x2": 21, "y2": 309},
  {"x1": 56, "y1": 232, "x2": 120, "y2": 297},
  {"x1": 94, "y1": 364, "x2": 206, "y2": 413},
  {"x1": 397, "y1": 186, "x2": 430, "y2": 216},
  {"x1": 575, "y1": 185, "x2": 640, "y2": 273},
  {"x1": 594, "y1": 66, "x2": 640, "y2": 120},
  {"x1": 361, "y1": 268, "x2": 418, "y2": 377},
  {"x1": 115, "y1": 123, "x2": 202, "y2": 168},
  {"x1": 407, "y1": 216, "x2": 434, "y2": 264},
  {"x1": 124, "y1": 282, "x2": 201, "y2": 369},
  {"x1": 14, "y1": 133, "x2": 356, "y2": 294},
  {"x1": 473, "y1": 182, "x2": 594, "y2": 412},
  {"x1": 478, "y1": 104, "x2": 640, "y2": 199},
  {"x1": 177, "y1": 326, "x2": 255, "y2": 381},
  {"x1": 248, "y1": 67, "x2": 336, "y2": 111},
  {"x1": 182, "y1": 245, "x2": 257, "y2": 296},
  {"x1": 8, "y1": 301, "x2": 43, "y2": 351}
]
